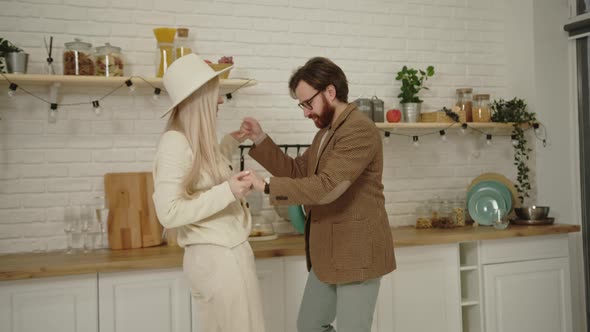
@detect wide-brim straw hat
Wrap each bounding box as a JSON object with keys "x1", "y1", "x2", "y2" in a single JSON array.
[{"x1": 161, "y1": 53, "x2": 233, "y2": 118}]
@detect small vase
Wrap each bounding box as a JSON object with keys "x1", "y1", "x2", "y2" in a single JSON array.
[
  {"x1": 401, "y1": 102, "x2": 422, "y2": 122},
  {"x1": 6, "y1": 52, "x2": 29, "y2": 74}
]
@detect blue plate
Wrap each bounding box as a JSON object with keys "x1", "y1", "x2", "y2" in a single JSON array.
[
  {"x1": 288, "y1": 205, "x2": 306, "y2": 234},
  {"x1": 468, "y1": 180, "x2": 512, "y2": 214},
  {"x1": 468, "y1": 189, "x2": 507, "y2": 226}
]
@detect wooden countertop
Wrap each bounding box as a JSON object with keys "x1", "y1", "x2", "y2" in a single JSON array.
[{"x1": 0, "y1": 224, "x2": 580, "y2": 281}]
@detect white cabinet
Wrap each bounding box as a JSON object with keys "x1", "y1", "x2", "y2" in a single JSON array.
[
  {"x1": 0, "y1": 274, "x2": 98, "y2": 332},
  {"x1": 254, "y1": 257, "x2": 285, "y2": 332},
  {"x1": 283, "y1": 256, "x2": 308, "y2": 332},
  {"x1": 98, "y1": 268, "x2": 191, "y2": 332},
  {"x1": 375, "y1": 243, "x2": 462, "y2": 332},
  {"x1": 482, "y1": 235, "x2": 572, "y2": 332}
]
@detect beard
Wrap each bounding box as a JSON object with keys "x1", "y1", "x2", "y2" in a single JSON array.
[{"x1": 310, "y1": 95, "x2": 335, "y2": 128}]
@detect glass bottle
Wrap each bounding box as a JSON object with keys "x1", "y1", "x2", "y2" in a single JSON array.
[
  {"x1": 472, "y1": 94, "x2": 491, "y2": 122},
  {"x1": 153, "y1": 27, "x2": 177, "y2": 77},
  {"x1": 175, "y1": 28, "x2": 192, "y2": 60},
  {"x1": 63, "y1": 38, "x2": 95, "y2": 76},
  {"x1": 455, "y1": 88, "x2": 473, "y2": 122},
  {"x1": 452, "y1": 196, "x2": 466, "y2": 227},
  {"x1": 95, "y1": 43, "x2": 124, "y2": 77}
]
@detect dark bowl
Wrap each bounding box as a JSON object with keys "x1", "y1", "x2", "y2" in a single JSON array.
[{"x1": 514, "y1": 206, "x2": 550, "y2": 220}]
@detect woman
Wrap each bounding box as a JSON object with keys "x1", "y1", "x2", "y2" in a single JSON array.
[{"x1": 152, "y1": 54, "x2": 265, "y2": 332}]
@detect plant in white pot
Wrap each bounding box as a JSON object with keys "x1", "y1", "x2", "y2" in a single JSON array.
[
  {"x1": 395, "y1": 65, "x2": 435, "y2": 122},
  {"x1": 0, "y1": 38, "x2": 27, "y2": 74}
]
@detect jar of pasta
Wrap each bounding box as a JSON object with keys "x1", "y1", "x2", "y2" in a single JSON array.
[
  {"x1": 455, "y1": 88, "x2": 473, "y2": 122},
  {"x1": 63, "y1": 38, "x2": 95, "y2": 76},
  {"x1": 472, "y1": 94, "x2": 491, "y2": 122},
  {"x1": 415, "y1": 204, "x2": 432, "y2": 229},
  {"x1": 95, "y1": 43, "x2": 124, "y2": 77}
]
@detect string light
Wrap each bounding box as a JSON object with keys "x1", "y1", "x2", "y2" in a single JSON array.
[
  {"x1": 439, "y1": 130, "x2": 447, "y2": 142},
  {"x1": 533, "y1": 123, "x2": 540, "y2": 134},
  {"x1": 511, "y1": 134, "x2": 519, "y2": 147},
  {"x1": 8, "y1": 83, "x2": 18, "y2": 98},
  {"x1": 92, "y1": 100, "x2": 102, "y2": 116},
  {"x1": 486, "y1": 134, "x2": 492, "y2": 145},
  {"x1": 383, "y1": 131, "x2": 391, "y2": 143},
  {"x1": 152, "y1": 87, "x2": 161, "y2": 101},
  {"x1": 412, "y1": 135, "x2": 419, "y2": 148},
  {"x1": 125, "y1": 79, "x2": 135, "y2": 94},
  {"x1": 460, "y1": 123, "x2": 468, "y2": 135},
  {"x1": 48, "y1": 103, "x2": 58, "y2": 124}
]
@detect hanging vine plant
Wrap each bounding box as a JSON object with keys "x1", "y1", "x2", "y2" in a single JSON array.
[{"x1": 491, "y1": 98, "x2": 537, "y2": 204}]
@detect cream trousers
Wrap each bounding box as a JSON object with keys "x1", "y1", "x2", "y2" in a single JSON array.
[{"x1": 183, "y1": 241, "x2": 266, "y2": 332}]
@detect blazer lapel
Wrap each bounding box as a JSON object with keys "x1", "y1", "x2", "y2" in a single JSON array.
[{"x1": 312, "y1": 104, "x2": 357, "y2": 174}]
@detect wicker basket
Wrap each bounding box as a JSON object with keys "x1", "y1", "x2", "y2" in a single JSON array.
[
  {"x1": 420, "y1": 107, "x2": 466, "y2": 123},
  {"x1": 208, "y1": 63, "x2": 232, "y2": 79}
]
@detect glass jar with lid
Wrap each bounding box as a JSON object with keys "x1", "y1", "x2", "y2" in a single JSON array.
[
  {"x1": 472, "y1": 94, "x2": 491, "y2": 122},
  {"x1": 175, "y1": 28, "x2": 192, "y2": 60},
  {"x1": 428, "y1": 196, "x2": 442, "y2": 226},
  {"x1": 95, "y1": 43, "x2": 124, "y2": 77},
  {"x1": 455, "y1": 88, "x2": 473, "y2": 122},
  {"x1": 415, "y1": 203, "x2": 432, "y2": 229},
  {"x1": 435, "y1": 200, "x2": 454, "y2": 228},
  {"x1": 451, "y1": 196, "x2": 466, "y2": 227},
  {"x1": 63, "y1": 38, "x2": 95, "y2": 76}
]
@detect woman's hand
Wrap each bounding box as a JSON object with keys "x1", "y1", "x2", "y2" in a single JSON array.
[{"x1": 228, "y1": 170, "x2": 253, "y2": 199}]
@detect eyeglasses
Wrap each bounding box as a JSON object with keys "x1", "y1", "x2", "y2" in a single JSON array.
[{"x1": 297, "y1": 90, "x2": 322, "y2": 110}]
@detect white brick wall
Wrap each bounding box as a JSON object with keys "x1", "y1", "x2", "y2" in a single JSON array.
[{"x1": 0, "y1": 0, "x2": 534, "y2": 253}]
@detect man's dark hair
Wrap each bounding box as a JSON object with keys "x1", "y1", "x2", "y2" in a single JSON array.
[{"x1": 288, "y1": 57, "x2": 349, "y2": 103}]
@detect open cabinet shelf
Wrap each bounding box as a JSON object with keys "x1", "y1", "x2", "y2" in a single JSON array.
[{"x1": 0, "y1": 74, "x2": 257, "y2": 94}]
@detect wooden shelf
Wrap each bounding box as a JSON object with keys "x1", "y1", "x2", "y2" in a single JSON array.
[
  {"x1": 375, "y1": 122, "x2": 524, "y2": 130},
  {"x1": 0, "y1": 74, "x2": 256, "y2": 94}
]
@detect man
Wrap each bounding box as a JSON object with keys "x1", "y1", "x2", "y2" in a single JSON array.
[{"x1": 241, "y1": 57, "x2": 395, "y2": 332}]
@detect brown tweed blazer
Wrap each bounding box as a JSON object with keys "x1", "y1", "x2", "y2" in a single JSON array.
[{"x1": 249, "y1": 104, "x2": 395, "y2": 284}]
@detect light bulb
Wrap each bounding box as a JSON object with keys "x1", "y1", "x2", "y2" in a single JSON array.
[
  {"x1": 511, "y1": 135, "x2": 518, "y2": 147},
  {"x1": 412, "y1": 136, "x2": 419, "y2": 148},
  {"x1": 125, "y1": 79, "x2": 135, "y2": 94},
  {"x1": 153, "y1": 87, "x2": 161, "y2": 101},
  {"x1": 460, "y1": 123, "x2": 467, "y2": 135},
  {"x1": 486, "y1": 134, "x2": 492, "y2": 145},
  {"x1": 439, "y1": 130, "x2": 447, "y2": 142},
  {"x1": 48, "y1": 104, "x2": 58, "y2": 124},
  {"x1": 7, "y1": 83, "x2": 17, "y2": 98},
  {"x1": 92, "y1": 100, "x2": 102, "y2": 116}
]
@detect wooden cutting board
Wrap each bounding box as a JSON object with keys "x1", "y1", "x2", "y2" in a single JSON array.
[{"x1": 104, "y1": 172, "x2": 163, "y2": 249}]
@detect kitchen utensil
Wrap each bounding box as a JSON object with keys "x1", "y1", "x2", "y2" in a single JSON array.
[
  {"x1": 468, "y1": 189, "x2": 507, "y2": 226},
  {"x1": 104, "y1": 172, "x2": 163, "y2": 249},
  {"x1": 514, "y1": 206, "x2": 550, "y2": 220},
  {"x1": 469, "y1": 173, "x2": 520, "y2": 210},
  {"x1": 467, "y1": 180, "x2": 512, "y2": 213},
  {"x1": 288, "y1": 205, "x2": 306, "y2": 234},
  {"x1": 511, "y1": 217, "x2": 555, "y2": 225}
]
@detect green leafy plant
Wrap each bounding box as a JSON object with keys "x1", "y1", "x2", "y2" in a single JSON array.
[
  {"x1": 491, "y1": 98, "x2": 537, "y2": 204},
  {"x1": 395, "y1": 65, "x2": 435, "y2": 103},
  {"x1": 0, "y1": 38, "x2": 22, "y2": 57}
]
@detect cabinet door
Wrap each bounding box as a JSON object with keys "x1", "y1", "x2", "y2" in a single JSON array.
[
  {"x1": 284, "y1": 256, "x2": 308, "y2": 332},
  {"x1": 99, "y1": 268, "x2": 191, "y2": 332},
  {"x1": 0, "y1": 274, "x2": 98, "y2": 332},
  {"x1": 255, "y1": 257, "x2": 285, "y2": 332},
  {"x1": 376, "y1": 244, "x2": 462, "y2": 332},
  {"x1": 483, "y1": 257, "x2": 572, "y2": 332}
]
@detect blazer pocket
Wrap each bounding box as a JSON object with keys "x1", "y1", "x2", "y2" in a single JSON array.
[{"x1": 331, "y1": 220, "x2": 372, "y2": 270}]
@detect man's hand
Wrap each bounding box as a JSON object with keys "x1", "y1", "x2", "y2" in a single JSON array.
[
  {"x1": 240, "y1": 117, "x2": 266, "y2": 144},
  {"x1": 242, "y1": 169, "x2": 266, "y2": 193}
]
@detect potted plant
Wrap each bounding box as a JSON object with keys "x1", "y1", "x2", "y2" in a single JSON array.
[
  {"x1": 395, "y1": 65, "x2": 435, "y2": 122},
  {"x1": 0, "y1": 38, "x2": 28, "y2": 74},
  {"x1": 491, "y1": 97, "x2": 537, "y2": 204}
]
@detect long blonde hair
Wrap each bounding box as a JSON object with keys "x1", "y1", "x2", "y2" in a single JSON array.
[{"x1": 165, "y1": 78, "x2": 230, "y2": 196}]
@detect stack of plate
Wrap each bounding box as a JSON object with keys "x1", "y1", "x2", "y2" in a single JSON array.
[{"x1": 467, "y1": 173, "x2": 518, "y2": 226}]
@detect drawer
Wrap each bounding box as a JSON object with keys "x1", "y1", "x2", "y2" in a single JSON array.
[{"x1": 480, "y1": 234, "x2": 569, "y2": 265}]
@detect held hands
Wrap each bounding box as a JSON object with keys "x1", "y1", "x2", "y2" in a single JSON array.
[
  {"x1": 242, "y1": 169, "x2": 266, "y2": 193},
  {"x1": 228, "y1": 170, "x2": 254, "y2": 199},
  {"x1": 239, "y1": 117, "x2": 265, "y2": 144}
]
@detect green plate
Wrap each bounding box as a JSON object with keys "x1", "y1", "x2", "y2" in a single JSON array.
[
  {"x1": 468, "y1": 189, "x2": 507, "y2": 226},
  {"x1": 468, "y1": 180, "x2": 512, "y2": 213}
]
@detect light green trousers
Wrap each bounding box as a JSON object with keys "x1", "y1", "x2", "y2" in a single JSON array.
[{"x1": 296, "y1": 269, "x2": 381, "y2": 332}]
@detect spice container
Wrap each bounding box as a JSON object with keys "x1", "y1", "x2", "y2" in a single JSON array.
[
  {"x1": 472, "y1": 94, "x2": 491, "y2": 122},
  {"x1": 175, "y1": 28, "x2": 192, "y2": 59},
  {"x1": 63, "y1": 38, "x2": 95, "y2": 76},
  {"x1": 452, "y1": 196, "x2": 466, "y2": 226},
  {"x1": 371, "y1": 96, "x2": 385, "y2": 122},
  {"x1": 95, "y1": 43, "x2": 124, "y2": 77},
  {"x1": 455, "y1": 88, "x2": 473, "y2": 122},
  {"x1": 415, "y1": 204, "x2": 432, "y2": 229}
]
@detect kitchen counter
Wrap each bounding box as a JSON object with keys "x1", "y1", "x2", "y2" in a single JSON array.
[{"x1": 0, "y1": 224, "x2": 579, "y2": 281}]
